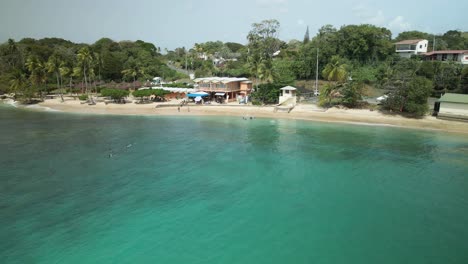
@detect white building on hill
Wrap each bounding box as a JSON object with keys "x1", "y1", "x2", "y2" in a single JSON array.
[{"x1": 395, "y1": 39, "x2": 428, "y2": 58}]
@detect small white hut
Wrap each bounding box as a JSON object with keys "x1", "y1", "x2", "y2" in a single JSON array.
[{"x1": 279, "y1": 86, "x2": 297, "y2": 105}]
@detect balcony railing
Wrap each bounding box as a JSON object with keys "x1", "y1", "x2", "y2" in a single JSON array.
[
  {"x1": 396, "y1": 45, "x2": 416, "y2": 51},
  {"x1": 199, "y1": 86, "x2": 240, "y2": 92}
]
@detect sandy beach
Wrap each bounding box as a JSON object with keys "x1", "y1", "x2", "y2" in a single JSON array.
[{"x1": 8, "y1": 97, "x2": 466, "y2": 135}]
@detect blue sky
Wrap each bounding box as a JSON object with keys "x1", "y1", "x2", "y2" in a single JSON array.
[{"x1": 1, "y1": 0, "x2": 467, "y2": 50}]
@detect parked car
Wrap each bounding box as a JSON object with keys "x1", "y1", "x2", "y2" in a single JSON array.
[{"x1": 376, "y1": 95, "x2": 388, "y2": 103}]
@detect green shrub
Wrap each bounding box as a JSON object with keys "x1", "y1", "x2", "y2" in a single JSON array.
[
  {"x1": 101, "y1": 88, "x2": 129, "y2": 100},
  {"x1": 250, "y1": 83, "x2": 282, "y2": 105},
  {"x1": 382, "y1": 76, "x2": 432, "y2": 117},
  {"x1": 78, "y1": 94, "x2": 88, "y2": 101},
  {"x1": 133, "y1": 89, "x2": 169, "y2": 98},
  {"x1": 132, "y1": 89, "x2": 153, "y2": 98}
]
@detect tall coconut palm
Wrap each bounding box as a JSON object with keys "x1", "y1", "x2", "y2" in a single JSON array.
[
  {"x1": 9, "y1": 69, "x2": 28, "y2": 99},
  {"x1": 93, "y1": 52, "x2": 103, "y2": 83},
  {"x1": 322, "y1": 55, "x2": 348, "y2": 83},
  {"x1": 46, "y1": 55, "x2": 64, "y2": 102},
  {"x1": 88, "y1": 61, "x2": 97, "y2": 94},
  {"x1": 25, "y1": 56, "x2": 47, "y2": 101},
  {"x1": 76, "y1": 47, "x2": 93, "y2": 95},
  {"x1": 258, "y1": 59, "x2": 274, "y2": 83},
  {"x1": 122, "y1": 63, "x2": 144, "y2": 90},
  {"x1": 59, "y1": 62, "x2": 72, "y2": 93},
  {"x1": 72, "y1": 66, "x2": 83, "y2": 95},
  {"x1": 247, "y1": 55, "x2": 261, "y2": 90}
]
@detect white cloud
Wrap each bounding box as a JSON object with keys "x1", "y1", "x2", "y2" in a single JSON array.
[
  {"x1": 297, "y1": 19, "x2": 304, "y2": 26},
  {"x1": 352, "y1": 4, "x2": 385, "y2": 25},
  {"x1": 389, "y1": 16, "x2": 411, "y2": 31},
  {"x1": 368, "y1": 10, "x2": 385, "y2": 25},
  {"x1": 352, "y1": 3, "x2": 412, "y2": 32}
]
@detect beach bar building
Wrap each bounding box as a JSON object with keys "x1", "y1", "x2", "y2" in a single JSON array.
[
  {"x1": 194, "y1": 77, "x2": 252, "y2": 102},
  {"x1": 434, "y1": 93, "x2": 468, "y2": 121}
]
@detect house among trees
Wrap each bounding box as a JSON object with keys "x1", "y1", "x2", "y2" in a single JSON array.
[
  {"x1": 395, "y1": 39, "x2": 428, "y2": 58},
  {"x1": 194, "y1": 77, "x2": 252, "y2": 102},
  {"x1": 424, "y1": 50, "x2": 468, "y2": 64}
]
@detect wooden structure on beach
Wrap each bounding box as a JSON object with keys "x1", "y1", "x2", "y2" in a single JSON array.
[
  {"x1": 193, "y1": 77, "x2": 252, "y2": 102},
  {"x1": 274, "y1": 86, "x2": 297, "y2": 113}
]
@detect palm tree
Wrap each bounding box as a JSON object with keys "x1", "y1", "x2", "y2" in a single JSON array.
[
  {"x1": 76, "y1": 47, "x2": 93, "y2": 95},
  {"x1": 258, "y1": 59, "x2": 274, "y2": 83},
  {"x1": 25, "y1": 56, "x2": 47, "y2": 101},
  {"x1": 247, "y1": 55, "x2": 261, "y2": 90},
  {"x1": 122, "y1": 63, "x2": 144, "y2": 90},
  {"x1": 9, "y1": 69, "x2": 28, "y2": 99},
  {"x1": 59, "y1": 62, "x2": 72, "y2": 94},
  {"x1": 46, "y1": 55, "x2": 64, "y2": 102},
  {"x1": 322, "y1": 55, "x2": 348, "y2": 83},
  {"x1": 319, "y1": 83, "x2": 340, "y2": 107},
  {"x1": 93, "y1": 52, "x2": 103, "y2": 83}
]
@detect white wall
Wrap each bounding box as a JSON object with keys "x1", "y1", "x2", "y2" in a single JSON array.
[
  {"x1": 439, "y1": 102, "x2": 468, "y2": 116},
  {"x1": 279, "y1": 90, "x2": 296, "y2": 105},
  {"x1": 415, "y1": 40, "x2": 428, "y2": 53},
  {"x1": 460, "y1": 53, "x2": 468, "y2": 65}
]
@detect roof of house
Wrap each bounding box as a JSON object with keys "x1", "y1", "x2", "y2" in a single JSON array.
[
  {"x1": 424, "y1": 50, "x2": 468, "y2": 56},
  {"x1": 395, "y1": 39, "x2": 426, "y2": 45},
  {"x1": 139, "y1": 87, "x2": 196, "y2": 93},
  {"x1": 193, "y1": 77, "x2": 249, "y2": 84},
  {"x1": 280, "y1": 86, "x2": 297, "y2": 91},
  {"x1": 438, "y1": 93, "x2": 468, "y2": 104}
]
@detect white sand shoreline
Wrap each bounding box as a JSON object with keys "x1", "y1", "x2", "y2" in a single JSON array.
[{"x1": 3, "y1": 98, "x2": 468, "y2": 135}]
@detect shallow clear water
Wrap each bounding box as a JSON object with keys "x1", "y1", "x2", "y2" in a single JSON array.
[{"x1": 1, "y1": 104, "x2": 468, "y2": 264}]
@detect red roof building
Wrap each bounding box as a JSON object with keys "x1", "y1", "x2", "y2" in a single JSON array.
[{"x1": 424, "y1": 50, "x2": 468, "y2": 64}]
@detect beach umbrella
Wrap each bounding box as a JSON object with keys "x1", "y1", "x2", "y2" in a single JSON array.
[{"x1": 187, "y1": 92, "x2": 209, "y2": 98}]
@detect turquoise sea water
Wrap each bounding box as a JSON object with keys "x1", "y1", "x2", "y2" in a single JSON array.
[{"x1": 1, "y1": 104, "x2": 468, "y2": 264}]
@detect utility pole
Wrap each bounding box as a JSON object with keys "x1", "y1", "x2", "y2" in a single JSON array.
[
  {"x1": 315, "y1": 48, "x2": 319, "y2": 96},
  {"x1": 433, "y1": 35, "x2": 436, "y2": 52}
]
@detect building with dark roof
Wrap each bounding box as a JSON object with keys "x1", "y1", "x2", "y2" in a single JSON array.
[{"x1": 424, "y1": 50, "x2": 468, "y2": 65}]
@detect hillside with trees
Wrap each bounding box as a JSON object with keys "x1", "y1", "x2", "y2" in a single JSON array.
[
  {"x1": 0, "y1": 38, "x2": 185, "y2": 100},
  {"x1": 1, "y1": 21, "x2": 467, "y2": 116},
  {"x1": 163, "y1": 21, "x2": 466, "y2": 116}
]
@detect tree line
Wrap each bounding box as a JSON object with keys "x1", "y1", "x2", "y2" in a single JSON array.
[
  {"x1": 166, "y1": 20, "x2": 467, "y2": 116},
  {"x1": 1, "y1": 20, "x2": 467, "y2": 116},
  {"x1": 0, "y1": 38, "x2": 185, "y2": 101}
]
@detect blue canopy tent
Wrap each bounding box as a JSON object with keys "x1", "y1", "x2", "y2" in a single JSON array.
[{"x1": 187, "y1": 92, "x2": 209, "y2": 98}]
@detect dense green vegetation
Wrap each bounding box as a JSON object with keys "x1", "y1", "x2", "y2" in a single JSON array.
[
  {"x1": 132, "y1": 89, "x2": 169, "y2": 98},
  {"x1": 162, "y1": 20, "x2": 466, "y2": 115},
  {"x1": 100, "y1": 88, "x2": 129, "y2": 102},
  {"x1": 0, "y1": 38, "x2": 186, "y2": 99},
  {"x1": 1, "y1": 20, "x2": 467, "y2": 116}
]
